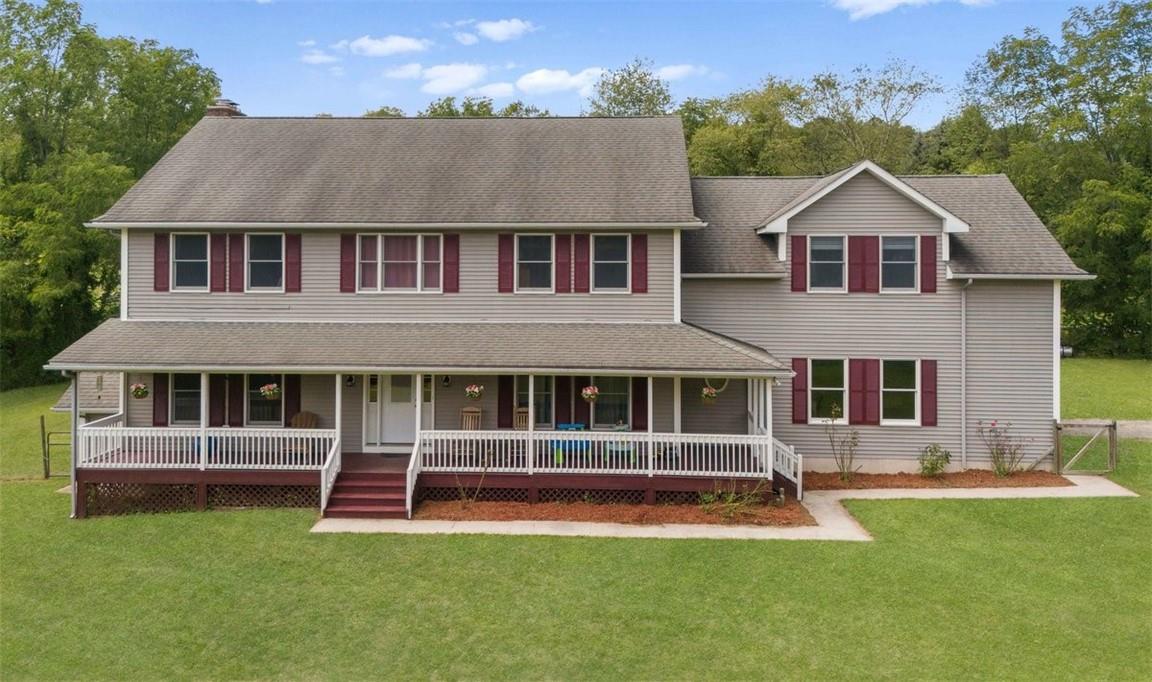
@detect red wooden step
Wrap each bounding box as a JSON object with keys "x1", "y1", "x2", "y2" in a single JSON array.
[
  {"x1": 324, "y1": 507, "x2": 407, "y2": 519},
  {"x1": 329, "y1": 490, "x2": 406, "y2": 503}
]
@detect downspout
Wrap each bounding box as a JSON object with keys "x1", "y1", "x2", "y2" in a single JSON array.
[{"x1": 960, "y1": 278, "x2": 973, "y2": 469}]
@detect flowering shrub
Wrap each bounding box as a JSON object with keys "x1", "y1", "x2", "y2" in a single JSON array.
[
  {"x1": 701, "y1": 386, "x2": 718, "y2": 403},
  {"x1": 581, "y1": 385, "x2": 599, "y2": 403},
  {"x1": 464, "y1": 384, "x2": 484, "y2": 400},
  {"x1": 259, "y1": 383, "x2": 281, "y2": 400},
  {"x1": 918, "y1": 443, "x2": 951, "y2": 477},
  {"x1": 129, "y1": 383, "x2": 149, "y2": 400},
  {"x1": 978, "y1": 420, "x2": 1029, "y2": 477}
]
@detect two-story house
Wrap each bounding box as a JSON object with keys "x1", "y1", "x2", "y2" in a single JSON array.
[{"x1": 49, "y1": 101, "x2": 1090, "y2": 518}]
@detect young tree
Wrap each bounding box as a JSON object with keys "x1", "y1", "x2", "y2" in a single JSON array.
[
  {"x1": 586, "y1": 58, "x2": 673, "y2": 116},
  {"x1": 363, "y1": 105, "x2": 405, "y2": 118}
]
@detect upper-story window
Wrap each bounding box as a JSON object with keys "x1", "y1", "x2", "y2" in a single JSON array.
[
  {"x1": 881, "y1": 236, "x2": 918, "y2": 292},
  {"x1": 171, "y1": 234, "x2": 209, "y2": 291},
  {"x1": 357, "y1": 234, "x2": 441, "y2": 293},
  {"x1": 592, "y1": 235, "x2": 630, "y2": 292},
  {"x1": 516, "y1": 234, "x2": 553, "y2": 292},
  {"x1": 247, "y1": 234, "x2": 284, "y2": 292},
  {"x1": 809, "y1": 236, "x2": 845, "y2": 292}
]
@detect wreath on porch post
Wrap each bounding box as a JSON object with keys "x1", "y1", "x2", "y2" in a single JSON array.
[
  {"x1": 701, "y1": 378, "x2": 729, "y2": 404},
  {"x1": 130, "y1": 383, "x2": 149, "y2": 400}
]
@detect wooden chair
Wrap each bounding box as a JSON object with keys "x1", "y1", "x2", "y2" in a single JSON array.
[
  {"x1": 289, "y1": 411, "x2": 318, "y2": 429},
  {"x1": 513, "y1": 407, "x2": 530, "y2": 431},
  {"x1": 461, "y1": 406, "x2": 482, "y2": 430}
]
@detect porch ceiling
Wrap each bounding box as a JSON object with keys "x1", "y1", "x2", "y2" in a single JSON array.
[{"x1": 46, "y1": 320, "x2": 790, "y2": 377}]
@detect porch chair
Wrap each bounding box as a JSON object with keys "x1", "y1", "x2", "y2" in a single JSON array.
[
  {"x1": 289, "y1": 411, "x2": 319, "y2": 429},
  {"x1": 461, "y1": 406, "x2": 482, "y2": 430},
  {"x1": 513, "y1": 407, "x2": 530, "y2": 431}
]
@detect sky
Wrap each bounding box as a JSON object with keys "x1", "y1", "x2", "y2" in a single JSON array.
[{"x1": 82, "y1": 0, "x2": 1081, "y2": 128}]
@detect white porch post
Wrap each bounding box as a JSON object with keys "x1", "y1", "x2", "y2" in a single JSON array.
[
  {"x1": 672, "y1": 377, "x2": 682, "y2": 434},
  {"x1": 763, "y1": 379, "x2": 773, "y2": 445},
  {"x1": 526, "y1": 374, "x2": 535, "y2": 475},
  {"x1": 199, "y1": 372, "x2": 209, "y2": 470},
  {"x1": 647, "y1": 376, "x2": 654, "y2": 477},
  {"x1": 69, "y1": 372, "x2": 79, "y2": 518},
  {"x1": 414, "y1": 373, "x2": 423, "y2": 443},
  {"x1": 334, "y1": 374, "x2": 343, "y2": 450}
]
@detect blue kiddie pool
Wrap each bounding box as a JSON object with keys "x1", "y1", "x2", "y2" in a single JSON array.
[{"x1": 552, "y1": 423, "x2": 590, "y2": 464}]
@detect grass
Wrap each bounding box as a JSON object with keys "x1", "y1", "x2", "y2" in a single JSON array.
[
  {"x1": 0, "y1": 382, "x2": 68, "y2": 480},
  {"x1": 1062, "y1": 358, "x2": 1152, "y2": 421}
]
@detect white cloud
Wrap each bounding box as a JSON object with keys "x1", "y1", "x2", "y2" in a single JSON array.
[
  {"x1": 832, "y1": 0, "x2": 992, "y2": 20},
  {"x1": 385, "y1": 63, "x2": 424, "y2": 79},
  {"x1": 420, "y1": 63, "x2": 489, "y2": 94},
  {"x1": 475, "y1": 18, "x2": 536, "y2": 42},
  {"x1": 343, "y1": 34, "x2": 433, "y2": 57},
  {"x1": 656, "y1": 64, "x2": 711, "y2": 81},
  {"x1": 301, "y1": 49, "x2": 340, "y2": 65},
  {"x1": 515, "y1": 67, "x2": 603, "y2": 97},
  {"x1": 471, "y1": 82, "x2": 515, "y2": 98},
  {"x1": 454, "y1": 32, "x2": 479, "y2": 45},
  {"x1": 297, "y1": 39, "x2": 316, "y2": 47},
  {"x1": 328, "y1": 66, "x2": 345, "y2": 78}
]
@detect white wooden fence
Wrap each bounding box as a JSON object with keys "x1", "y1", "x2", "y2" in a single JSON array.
[{"x1": 320, "y1": 437, "x2": 342, "y2": 511}]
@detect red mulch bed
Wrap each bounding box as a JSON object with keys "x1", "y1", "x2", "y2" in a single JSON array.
[
  {"x1": 414, "y1": 498, "x2": 816, "y2": 526},
  {"x1": 803, "y1": 469, "x2": 1072, "y2": 490}
]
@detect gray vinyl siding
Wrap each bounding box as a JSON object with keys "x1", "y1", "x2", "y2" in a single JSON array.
[
  {"x1": 125, "y1": 372, "x2": 152, "y2": 426},
  {"x1": 681, "y1": 378, "x2": 748, "y2": 434},
  {"x1": 125, "y1": 230, "x2": 674, "y2": 322}
]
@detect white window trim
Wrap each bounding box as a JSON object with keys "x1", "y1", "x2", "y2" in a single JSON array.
[
  {"x1": 245, "y1": 233, "x2": 286, "y2": 294},
  {"x1": 880, "y1": 358, "x2": 920, "y2": 426},
  {"x1": 515, "y1": 375, "x2": 556, "y2": 429},
  {"x1": 590, "y1": 375, "x2": 632, "y2": 430},
  {"x1": 879, "y1": 235, "x2": 921, "y2": 294},
  {"x1": 807, "y1": 234, "x2": 847, "y2": 294},
  {"x1": 591, "y1": 233, "x2": 631, "y2": 294},
  {"x1": 514, "y1": 233, "x2": 555, "y2": 294},
  {"x1": 355, "y1": 233, "x2": 443, "y2": 294},
  {"x1": 169, "y1": 372, "x2": 202, "y2": 425},
  {"x1": 808, "y1": 358, "x2": 848, "y2": 425},
  {"x1": 170, "y1": 232, "x2": 210, "y2": 293},
  {"x1": 244, "y1": 373, "x2": 286, "y2": 427}
]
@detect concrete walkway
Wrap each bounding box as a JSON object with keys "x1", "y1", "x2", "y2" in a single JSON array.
[{"x1": 310, "y1": 475, "x2": 1138, "y2": 542}]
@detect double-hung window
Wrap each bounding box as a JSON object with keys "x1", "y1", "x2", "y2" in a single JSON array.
[
  {"x1": 516, "y1": 235, "x2": 553, "y2": 292},
  {"x1": 881, "y1": 360, "x2": 918, "y2": 424},
  {"x1": 592, "y1": 235, "x2": 629, "y2": 292},
  {"x1": 247, "y1": 234, "x2": 284, "y2": 291},
  {"x1": 357, "y1": 235, "x2": 441, "y2": 292},
  {"x1": 172, "y1": 234, "x2": 209, "y2": 291},
  {"x1": 515, "y1": 376, "x2": 554, "y2": 428},
  {"x1": 246, "y1": 373, "x2": 284, "y2": 426},
  {"x1": 881, "y1": 236, "x2": 918, "y2": 292},
  {"x1": 170, "y1": 373, "x2": 201, "y2": 424},
  {"x1": 591, "y1": 376, "x2": 630, "y2": 429},
  {"x1": 809, "y1": 236, "x2": 845, "y2": 291},
  {"x1": 810, "y1": 359, "x2": 847, "y2": 423}
]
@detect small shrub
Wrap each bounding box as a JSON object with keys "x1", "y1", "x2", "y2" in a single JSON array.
[
  {"x1": 978, "y1": 420, "x2": 1030, "y2": 477},
  {"x1": 823, "y1": 403, "x2": 861, "y2": 482},
  {"x1": 698, "y1": 480, "x2": 769, "y2": 520},
  {"x1": 918, "y1": 443, "x2": 951, "y2": 478}
]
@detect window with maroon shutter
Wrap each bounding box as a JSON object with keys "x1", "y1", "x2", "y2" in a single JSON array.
[
  {"x1": 555, "y1": 376, "x2": 572, "y2": 423},
  {"x1": 631, "y1": 234, "x2": 648, "y2": 293},
  {"x1": 848, "y1": 236, "x2": 879, "y2": 293},
  {"x1": 631, "y1": 377, "x2": 648, "y2": 430},
  {"x1": 443, "y1": 234, "x2": 460, "y2": 293},
  {"x1": 497, "y1": 234, "x2": 514, "y2": 293},
  {"x1": 284, "y1": 374, "x2": 301, "y2": 419},
  {"x1": 921, "y1": 359, "x2": 938, "y2": 426},
  {"x1": 555, "y1": 234, "x2": 571, "y2": 293},
  {"x1": 339, "y1": 234, "x2": 356, "y2": 292},
  {"x1": 573, "y1": 234, "x2": 590, "y2": 293},
  {"x1": 880, "y1": 360, "x2": 918, "y2": 423},
  {"x1": 497, "y1": 375, "x2": 514, "y2": 428},
  {"x1": 210, "y1": 234, "x2": 227, "y2": 292},
  {"x1": 154, "y1": 234, "x2": 170, "y2": 292},
  {"x1": 209, "y1": 374, "x2": 227, "y2": 426},
  {"x1": 790, "y1": 235, "x2": 806, "y2": 292},
  {"x1": 791, "y1": 358, "x2": 807, "y2": 424},
  {"x1": 573, "y1": 376, "x2": 591, "y2": 425},
  {"x1": 880, "y1": 236, "x2": 916, "y2": 292},
  {"x1": 863, "y1": 359, "x2": 881, "y2": 425},
  {"x1": 228, "y1": 233, "x2": 245, "y2": 292},
  {"x1": 285, "y1": 234, "x2": 302, "y2": 292},
  {"x1": 152, "y1": 373, "x2": 169, "y2": 426},
  {"x1": 920, "y1": 235, "x2": 937, "y2": 293},
  {"x1": 227, "y1": 374, "x2": 244, "y2": 426},
  {"x1": 848, "y1": 359, "x2": 880, "y2": 425}
]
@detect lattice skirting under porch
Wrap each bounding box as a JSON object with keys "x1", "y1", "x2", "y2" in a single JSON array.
[
  {"x1": 419, "y1": 486, "x2": 702, "y2": 506},
  {"x1": 419, "y1": 486, "x2": 530, "y2": 503},
  {"x1": 82, "y1": 482, "x2": 318, "y2": 517}
]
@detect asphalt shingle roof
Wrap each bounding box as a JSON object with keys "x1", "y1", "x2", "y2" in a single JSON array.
[{"x1": 51, "y1": 372, "x2": 122, "y2": 413}]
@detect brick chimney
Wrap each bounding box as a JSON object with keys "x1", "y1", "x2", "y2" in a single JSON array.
[{"x1": 204, "y1": 98, "x2": 246, "y2": 117}]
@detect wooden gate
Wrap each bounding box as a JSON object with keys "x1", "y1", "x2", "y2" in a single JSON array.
[{"x1": 1054, "y1": 420, "x2": 1118, "y2": 475}]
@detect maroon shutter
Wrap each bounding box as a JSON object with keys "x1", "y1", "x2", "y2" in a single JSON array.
[
  {"x1": 497, "y1": 374, "x2": 514, "y2": 428},
  {"x1": 227, "y1": 374, "x2": 245, "y2": 427},
  {"x1": 864, "y1": 359, "x2": 881, "y2": 425},
  {"x1": 284, "y1": 374, "x2": 301, "y2": 420},
  {"x1": 920, "y1": 235, "x2": 937, "y2": 293},
  {"x1": 497, "y1": 234, "x2": 514, "y2": 293},
  {"x1": 863, "y1": 236, "x2": 880, "y2": 293},
  {"x1": 339, "y1": 234, "x2": 356, "y2": 293},
  {"x1": 848, "y1": 359, "x2": 866, "y2": 425},
  {"x1": 210, "y1": 234, "x2": 227, "y2": 292},
  {"x1": 555, "y1": 234, "x2": 571, "y2": 294},
  {"x1": 555, "y1": 376, "x2": 572, "y2": 424},
  {"x1": 573, "y1": 234, "x2": 590, "y2": 293},
  {"x1": 443, "y1": 234, "x2": 460, "y2": 293},
  {"x1": 848, "y1": 236, "x2": 865, "y2": 293},
  {"x1": 921, "y1": 360, "x2": 938, "y2": 426},
  {"x1": 208, "y1": 374, "x2": 227, "y2": 426},
  {"x1": 152, "y1": 373, "x2": 169, "y2": 426},
  {"x1": 631, "y1": 234, "x2": 648, "y2": 293},
  {"x1": 573, "y1": 376, "x2": 591, "y2": 425},
  {"x1": 154, "y1": 233, "x2": 170, "y2": 292},
  {"x1": 285, "y1": 233, "x2": 301, "y2": 293},
  {"x1": 790, "y1": 235, "x2": 807, "y2": 292},
  {"x1": 791, "y1": 358, "x2": 807, "y2": 424},
  {"x1": 228, "y1": 233, "x2": 245, "y2": 292},
  {"x1": 631, "y1": 377, "x2": 648, "y2": 430}
]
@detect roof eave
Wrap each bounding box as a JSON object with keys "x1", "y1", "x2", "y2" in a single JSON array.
[
  {"x1": 946, "y1": 268, "x2": 1096, "y2": 281},
  {"x1": 85, "y1": 220, "x2": 710, "y2": 231}
]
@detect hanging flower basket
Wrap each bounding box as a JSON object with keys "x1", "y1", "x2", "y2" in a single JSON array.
[
  {"x1": 701, "y1": 386, "x2": 718, "y2": 403},
  {"x1": 259, "y1": 383, "x2": 282, "y2": 400},
  {"x1": 464, "y1": 384, "x2": 484, "y2": 400},
  {"x1": 130, "y1": 383, "x2": 149, "y2": 400},
  {"x1": 581, "y1": 385, "x2": 600, "y2": 403}
]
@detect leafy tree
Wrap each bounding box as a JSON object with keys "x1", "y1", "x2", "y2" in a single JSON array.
[
  {"x1": 363, "y1": 105, "x2": 405, "y2": 118},
  {"x1": 415, "y1": 96, "x2": 550, "y2": 118},
  {"x1": 586, "y1": 58, "x2": 673, "y2": 116}
]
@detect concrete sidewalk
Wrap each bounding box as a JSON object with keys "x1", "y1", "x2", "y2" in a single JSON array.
[{"x1": 310, "y1": 475, "x2": 1138, "y2": 542}]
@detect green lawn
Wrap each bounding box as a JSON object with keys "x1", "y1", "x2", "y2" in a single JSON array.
[
  {"x1": 1062, "y1": 358, "x2": 1152, "y2": 421},
  {"x1": 0, "y1": 383, "x2": 68, "y2": 480}
]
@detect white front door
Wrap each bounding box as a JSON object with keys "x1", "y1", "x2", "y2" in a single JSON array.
[{"x1": 363, "y1": 374, "x2": 422, "y2": 452}]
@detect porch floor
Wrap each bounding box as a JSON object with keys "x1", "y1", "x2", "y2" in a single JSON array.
[{"x1": 343, "y1": 452, "x2": 409, "y2": 474}]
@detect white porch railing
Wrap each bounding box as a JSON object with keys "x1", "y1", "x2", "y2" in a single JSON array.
[
  {"x1": 320, "y1": 437, "x2": 342, "y2": 511},
  {"x1": 405, "y1": 440, "x2": 421, "y2": 519},
  {"x1": 772, "y1": 437, "x2": 804, "y2": 500}
]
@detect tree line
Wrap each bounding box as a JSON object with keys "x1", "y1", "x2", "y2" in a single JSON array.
[{"x1": 2, "y1": 0, "x2": 1147, "y2": 389}]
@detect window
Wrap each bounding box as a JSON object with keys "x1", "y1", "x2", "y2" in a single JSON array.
[
  {"x1": 810, "y1": 359, "x2": 846, "y2": 422},
  {"x1": 516, "y1": 235, "x2": 553, "y2": 291},
  {"x1": 592, "y1": 235, "x2": 629, "y2": 291},
  {"x1": 591, "y1": 376, "x2": 630, "y2": 429},
  {"x1": 809, "y1": 236, "x2": 845, "y2": 291},
  {"x1": 172, "y1": 234, "x2": 209, "y2": 290},
  {"x1": 516, "y1": 376, "x2": 554, "y2": 428},
  {"x1": 246, "y1": 373, "x2": 284, "y2": 425},
  {"x1": 357, "y1": 234, "x2": 441, "y2": 292},
  {"x1": 171, "y1": 373, "x2": 201, "y2": 424},
  {"x1": 881, "y1": 236, "x2": 918, "y2": 291},
  {"x1": 882, "y1": 360, "x2": 918, "y2": 423},
  {"x1": 247, "y1": 234, "x2": 284, "y2": 291}
]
